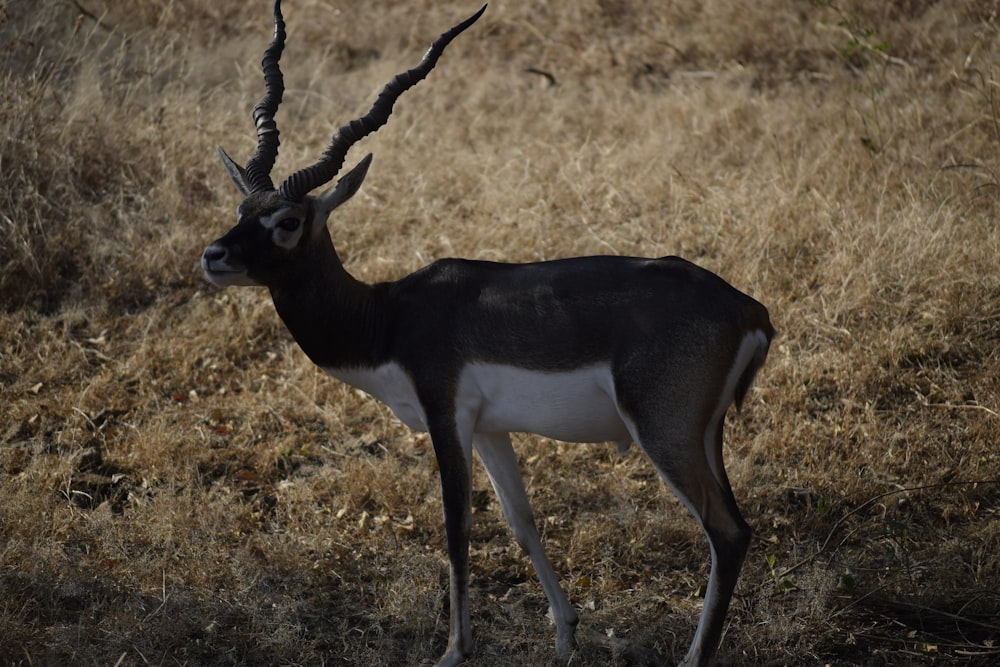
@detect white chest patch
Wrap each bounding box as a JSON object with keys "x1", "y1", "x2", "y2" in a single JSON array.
[
  {"x1": 324, "y1": 363, "x2": 428, "y2": 432},
  {"x1": 322, "y1": 362, "x2": 631, "y2": 445}
]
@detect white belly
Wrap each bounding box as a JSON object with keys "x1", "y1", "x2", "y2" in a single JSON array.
[
  {"x1": 323, "y1": 362, "x2": 630, "y2": 444},
  {"x1": 457, "y1": 363, "x2": 629, "y2": 443}
]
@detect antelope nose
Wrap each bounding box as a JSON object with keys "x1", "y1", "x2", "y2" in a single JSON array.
[
  {"x1": 201, "y1": 243, "x2": 227, "y2": 264},
  {"x1": 202, "y1": 244, "x2": 227, "y2": 268}
]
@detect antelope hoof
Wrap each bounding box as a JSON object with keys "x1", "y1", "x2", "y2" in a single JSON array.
[
  {"x1": 434, "y1": 646, "x2": 471, "y2": 667},
  {"x1": 555, "y1": 629, "x2": 579, "y2": 658},
  {"x1": 434, "y1": 633, "x2": 474, "y2": 667}
]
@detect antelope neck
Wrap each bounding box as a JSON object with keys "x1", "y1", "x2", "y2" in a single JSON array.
[{"x1": 268, "y1": 242, "x2": 383, "y2": 371}]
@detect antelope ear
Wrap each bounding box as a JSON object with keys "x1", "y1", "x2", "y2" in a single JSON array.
[
  {"x1": 218, "y1": 146, "x2": 252, "y2": 197},
  {"x1": 316, "y1": 153, "x2": 373, "y2": 217}
]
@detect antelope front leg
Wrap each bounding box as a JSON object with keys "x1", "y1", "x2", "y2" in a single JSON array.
[{"x1": 428, "y1": 417, "x2": 475, "y2": 667}]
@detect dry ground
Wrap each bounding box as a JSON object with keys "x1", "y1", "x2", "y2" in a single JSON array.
[{"x1": 2, "y1": 0, "x2": 999, "y2": 665}]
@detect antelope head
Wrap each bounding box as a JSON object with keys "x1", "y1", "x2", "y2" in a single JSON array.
[{"x1": 201, "y1": 0, "x2": 486, "y2": 289}]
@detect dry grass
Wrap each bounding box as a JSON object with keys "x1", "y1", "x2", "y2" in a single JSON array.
[{"x1": 2, "y1": 0, "x2": 999, "y2": 665}]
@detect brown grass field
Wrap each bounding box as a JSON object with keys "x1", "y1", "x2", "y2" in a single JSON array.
[{"x1": 2, "y1": 0, "x2": 1000, "y2": 665}]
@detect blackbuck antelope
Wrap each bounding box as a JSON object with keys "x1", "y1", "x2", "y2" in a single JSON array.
[{"x1": 201, "y1": 2, "x2": 774, "y2": 665}]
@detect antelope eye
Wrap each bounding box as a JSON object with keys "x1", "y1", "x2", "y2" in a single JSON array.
[{"x1": 276, "y1": 217, "x2": 301, "y2": 232}]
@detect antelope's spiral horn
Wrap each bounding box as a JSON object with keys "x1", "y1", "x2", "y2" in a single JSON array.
[{"x1": 279, "y1": 5, "x2": 487, "y2": 202}]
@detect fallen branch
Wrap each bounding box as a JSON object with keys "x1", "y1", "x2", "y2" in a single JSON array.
[{"x1": 777, "y1": 479, "x2": 1000, "y2": 579}]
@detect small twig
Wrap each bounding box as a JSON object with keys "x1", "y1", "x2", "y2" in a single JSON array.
[
  {"x1": 139, "y1": 570, "x2": 169, "y2": 625},
  {"x1": 918, "y1": 398, "x2": 999, "y2": 418},
  {"x1": 675, "y1": 70, "x2": 718, "y2": 79},
  {"x1": 524, "y1": 67, "x2": 557, "y2": 87},
  {"x1": 72, "y1": 406, "x2": 96, "y2": 428},
  {"x1": 886, "y1": 599, "x2": 1000, "y2": 634},
  {"x1": 817, "y1": 21, "x2": 910, "y2": 70},
  {"x1": 829, "y1": 583, "x2": 890, "y2": 618},
  {"x1": 70, "y1": 0, "x2": 115, "y2": 33},
  {"x1": 955, "y1": 648, "x2": 1000, "y2": 657}
]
